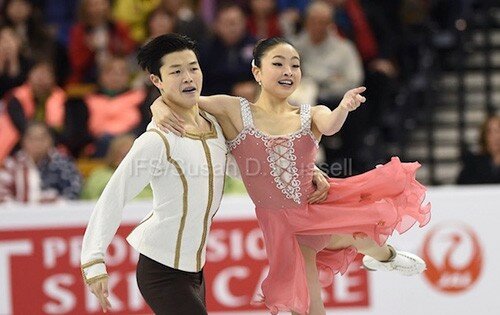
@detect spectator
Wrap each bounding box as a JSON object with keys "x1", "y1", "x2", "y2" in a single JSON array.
[
  {"x1": 328, "y1": 0, "x2": 400, "y2": 69},
  {"x1": 293, "y1": 1, "x2": 363, "y2": 106},
  {"x1": 82, "y1": 134, "x2": 153, "y2": 199},
  {"x1": 200, "y1": 0, "x2": 256, "y2": 23},
  {"x1": 327, "y1": 0, "x2": 402, "y2": 172},
  {"x1": 159, "y1": 0, "x2": 207, "y2": 44},
  {"x1": 112, "y1": 0, "x2": 160, "y2": 43},
  {"x1": 0, "y1": 122, "x2": 82, "y2": 203},
  {"x1": 200, "y1": 3, "x2": 257, "y2": 100},
  {"x1": 129, "y1": 9, "x2": 176, "y2": 117},
  {"x1": 248, "y1": 0, "x2": 282, "y2": 39},
  {"x1": 66, "y1": 55, "x2": 148, "y2": 157},
  {"x1": 293, "y1": 1, "x2": 363, "y2": 175},
  {"x1": 1, "y1": 0, "x2": 50, "y2": 59},
  {"x1": 457, "y1": 116, "x2": 500, "y2": 185},
  {"x1": 145, "y1": 7, "x2": 175, "y2": 40},
  {"x1": 0, "y1": 0, "x2": 69, "y2": 83},
  {"x1": 129, "y1": 9, "x2": 175, "y2": 124},
  {"x1": 37, "y1": 0, "x2": 79, "y2": 47},
  {"x1": 276, "y1": 0, "x2": 308, "y2": 37},
  {"x1": 68, "y1": 0, "x2": 136, "y2": 84},
  {"x1": 0, "y1": 25, "x2": 32, "y2": 99},
  {"x1": 0, "y1": 61, "x2": 66, "y2": 163}
]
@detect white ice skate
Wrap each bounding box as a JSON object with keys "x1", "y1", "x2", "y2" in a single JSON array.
[{"x1": 362, "y1": 245, "x2": 426, "y2": 276}]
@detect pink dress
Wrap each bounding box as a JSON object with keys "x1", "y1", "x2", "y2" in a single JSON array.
[{"x1": 227, "y1": 98, "x2": 431, "y2": 314}]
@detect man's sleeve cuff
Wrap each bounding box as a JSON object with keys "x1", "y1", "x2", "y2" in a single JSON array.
[{"x1": 81, "y1": 259, "x2": 108, "y2": 284}]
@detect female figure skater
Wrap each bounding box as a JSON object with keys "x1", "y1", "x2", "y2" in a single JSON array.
[{"x1": 152, "y1": 37, "x2": 431, "y2": 315}]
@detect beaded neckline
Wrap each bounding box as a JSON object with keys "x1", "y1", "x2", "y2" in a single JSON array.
[
  {"x1": 227, "y1": 99, "x2": 319, "y2": 204},
  {"x1": 227, "y1": 98, "x2": 319, "y2": 150},
  {"x1": 226, "y1": 125, "x2": 319, "y2": 151}
]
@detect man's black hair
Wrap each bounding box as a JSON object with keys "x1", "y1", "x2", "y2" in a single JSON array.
[{"x1": 137, "y1": 33, "x2": 198, "y2": 77}]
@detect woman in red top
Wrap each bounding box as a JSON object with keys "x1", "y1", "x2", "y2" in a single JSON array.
[{"x1": 68, "y1": 0, "x2": 136, "y2": 84}]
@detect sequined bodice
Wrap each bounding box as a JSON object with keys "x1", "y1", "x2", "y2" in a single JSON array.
[{"x1": 228, "y1": 98, "x2": 319, "y2": 209}]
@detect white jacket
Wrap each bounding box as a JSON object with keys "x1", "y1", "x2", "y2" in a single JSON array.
[{"x1": 81, "y1": 114, "x2": 233, "y2": 284}]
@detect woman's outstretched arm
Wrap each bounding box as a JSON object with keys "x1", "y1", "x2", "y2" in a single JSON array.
[{"x1": 311, "y1": 87, "x2": 366, "y2": 136}]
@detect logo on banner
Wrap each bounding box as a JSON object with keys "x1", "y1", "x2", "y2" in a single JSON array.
[{"x1": 422, "y1": 222, "x2": 482, "y2": 293}]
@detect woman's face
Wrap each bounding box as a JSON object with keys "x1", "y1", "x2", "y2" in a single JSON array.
[
  {"x1": 486, "y1": 118, "x2": 500, "y2": 155},
  {"x1": 254, "y1": 43, "x2": 302, "y2": 99}
]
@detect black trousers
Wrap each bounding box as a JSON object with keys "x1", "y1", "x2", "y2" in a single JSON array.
[{"x1": 136, "y1": 254, "x2": 207, "y2": 315}]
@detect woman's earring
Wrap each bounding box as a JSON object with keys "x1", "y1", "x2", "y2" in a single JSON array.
[{"x1": 258, "y1": 81, "x2": 262, "y2": 86}]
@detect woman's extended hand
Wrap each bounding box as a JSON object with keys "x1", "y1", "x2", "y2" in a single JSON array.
[{"x1": 339, "y1": 86, "x2": 366, "y2": 112}]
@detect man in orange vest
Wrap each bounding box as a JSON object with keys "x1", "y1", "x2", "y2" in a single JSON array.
[
  {"x1": 66, "y1": 55, "x2": 148, "y2": 157},
  {"x1": 0, "y1": 61, "x2": 66, "y2": 164}
]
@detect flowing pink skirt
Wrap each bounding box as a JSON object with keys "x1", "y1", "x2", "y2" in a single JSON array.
[{"x1": 254, "y1": 157, "x2": 431, "y2": 314}]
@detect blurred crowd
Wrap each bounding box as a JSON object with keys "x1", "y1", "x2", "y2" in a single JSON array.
[{"x1": 0, "y1": 0, "x2": 498, "y2": 203}]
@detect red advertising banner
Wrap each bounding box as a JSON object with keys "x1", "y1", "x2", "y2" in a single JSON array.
[
  {"x1": 0, "y1": 219, "x2": 369, "y2": 314},
  {"x1": 4, "y1": 186, "x2": 500, "y2": 315}
]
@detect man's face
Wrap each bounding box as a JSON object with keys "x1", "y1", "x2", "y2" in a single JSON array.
[
  {"x1": 215, "y1": 7, "x2": 246, "y2": 46},
  {"x1": 152, "y1": 49, "x2": 203, "y2": 109},
  {"x1": 99, "y1": 59, "x2": 130, "y2": 92}
]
